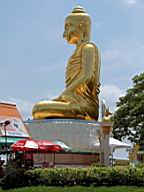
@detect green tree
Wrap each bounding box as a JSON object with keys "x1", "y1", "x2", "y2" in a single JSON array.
[{"x1": 112, "y1": 72, "x2": 144, "y2": 146}]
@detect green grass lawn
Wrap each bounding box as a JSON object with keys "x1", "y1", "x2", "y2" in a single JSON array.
[{"x1": 1, "y1": 186, "x2": 144, "y2": 192}]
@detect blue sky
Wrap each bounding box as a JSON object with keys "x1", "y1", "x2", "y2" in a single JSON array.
[{"x1": 0, "y1": 0, "x2": 144, "y2": 120}]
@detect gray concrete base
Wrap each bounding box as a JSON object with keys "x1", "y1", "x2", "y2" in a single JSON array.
[{"x1": 25, "y1": 119, "x2": 100, "y2": 153}]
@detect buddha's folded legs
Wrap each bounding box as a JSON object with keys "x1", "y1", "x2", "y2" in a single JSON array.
[
  {"x1": 32, "y1": 100, "x2": 79, "y2": 119},
  {"x1": 32, "y1": 100, "x2": 99, "y2": 120}
]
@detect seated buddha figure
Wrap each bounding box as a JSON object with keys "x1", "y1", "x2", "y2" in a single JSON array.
[{"x1": 32, "y1": 6, "x2": 101, "y2": 121}]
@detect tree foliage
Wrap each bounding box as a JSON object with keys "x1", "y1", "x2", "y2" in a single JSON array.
[{"x1": 112, "y1": 72, "x2": 144, "y2": 145}]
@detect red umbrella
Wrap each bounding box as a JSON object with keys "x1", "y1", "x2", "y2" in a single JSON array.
[
  {"x1": 11, "y1": 139, "x2": 63, "y2": 152},
  {"x1": 35, "y1": 140, "x2": 63, "y2": 152},
  {"x1": 11, "y1": 139, "x2": 38, "y2": 152}
]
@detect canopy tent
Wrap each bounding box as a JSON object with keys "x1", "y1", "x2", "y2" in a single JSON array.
[
  {"x1": 93, "y1": 137, "x2": 131, "y2": 166},
  {"x1": 52, "y1": 140, "x2": 73, "y2": 152},
  {"x1": 93, "y1": 137, "x2": 131, "y2": 149},
  {"x1": 108, "y1": 137, "x2": 131, "y2": 148}
]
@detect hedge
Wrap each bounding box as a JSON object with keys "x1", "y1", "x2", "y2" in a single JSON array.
[
  {"x1": 25, "y1": 167, "x2": 144, "y2": 186},
  {"x1": 2, "y1": 166, "x2": 144, "y2": 189}
]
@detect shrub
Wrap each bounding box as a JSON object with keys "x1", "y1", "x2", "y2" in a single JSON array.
[
  {"x1": 2, "y1": 166, "x2": 144, "y2": 189},
  {"x1": 2, "y1": 161, "x2": 26, "y2": 190},
  {"x1": 25, "y1": 167, "x2": 144, "y2": 187}
]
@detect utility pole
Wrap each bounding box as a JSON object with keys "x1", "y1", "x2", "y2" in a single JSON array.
[{"x1": 0, "y1": 120, "x2": 11, "y2": 164}]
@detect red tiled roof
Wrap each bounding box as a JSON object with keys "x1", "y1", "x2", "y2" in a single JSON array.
[{"x1": 0, "y1": 102, "x2": 21, "y2": 118}]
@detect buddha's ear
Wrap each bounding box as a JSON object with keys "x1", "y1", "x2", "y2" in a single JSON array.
[{"x1": 79, "y1": 22, "x2": 87, "y2": 41}]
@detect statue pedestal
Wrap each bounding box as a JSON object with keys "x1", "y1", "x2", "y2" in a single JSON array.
[
  {"x1": 25, "y1": 119, "x2": 101, "y2": 166},
  {"x1": 25, "y1": 119, "x2": 100, "y2": 153}
]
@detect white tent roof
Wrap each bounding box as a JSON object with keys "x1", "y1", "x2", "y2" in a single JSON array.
[{"x1": 93, "y1": 137, "x2": 131, "y2": 149}]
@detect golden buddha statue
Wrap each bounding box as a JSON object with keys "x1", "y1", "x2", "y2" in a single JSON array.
[{"x1": 32, "y1": 6, "x2": 101, "y2": 121}]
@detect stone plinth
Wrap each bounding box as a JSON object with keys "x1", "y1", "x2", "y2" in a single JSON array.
[{"x1": 25, "y1": 119, "x2": 100, "y2": 153}]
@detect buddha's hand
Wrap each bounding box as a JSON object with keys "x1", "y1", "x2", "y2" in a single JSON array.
[
  {"x1": 52, "y1": 95, "x2": 62, "y2": 101},
  {"x1": 61, "y1": 89, "x2": 74, "y2": 102},
  {"x1": 52, "y1": 92, "x2": 69, "y2": 102},
  {"x1": 54, "y1": 90, "x2": 72, "y2": 102}
]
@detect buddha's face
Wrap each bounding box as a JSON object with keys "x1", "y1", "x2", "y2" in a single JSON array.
[{"x1": 63, "y1": 18, "x2": 80, "y2": 44}]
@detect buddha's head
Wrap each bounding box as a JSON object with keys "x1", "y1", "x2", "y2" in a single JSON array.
[{"x1": 63, "y1": 6, "x2": 91, "y2": 44}]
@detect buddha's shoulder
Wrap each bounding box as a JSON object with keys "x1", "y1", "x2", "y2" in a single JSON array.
[
  {"x1": 82, "y1": 42, "x2": 98, "y2": 50},
  {"x1": 81, "y1": 42, "x2": 99, "y2": 54}
]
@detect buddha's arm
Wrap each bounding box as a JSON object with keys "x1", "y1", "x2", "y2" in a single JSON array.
[
  {"x1": 66, "y1": 43, "x2": 99, "y2": 91},
  {"x1": 53, "y1": 43, "x2": 100, "y2": 102}
]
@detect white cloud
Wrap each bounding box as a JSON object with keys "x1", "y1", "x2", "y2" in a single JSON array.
[
  {"x1": 100, "y1": 84, "x2": 125, "y2": 113},
  {"x1": 121, "y1": 0, "x2": 144, "y2": 8},
  {"x1": 123, "y1": 0, "x2": 137, "y2": 5}
]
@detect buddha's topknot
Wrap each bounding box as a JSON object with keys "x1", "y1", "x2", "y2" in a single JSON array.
[{"x1": 71, "y1": 6, "x2": 86, "y2": 14}]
